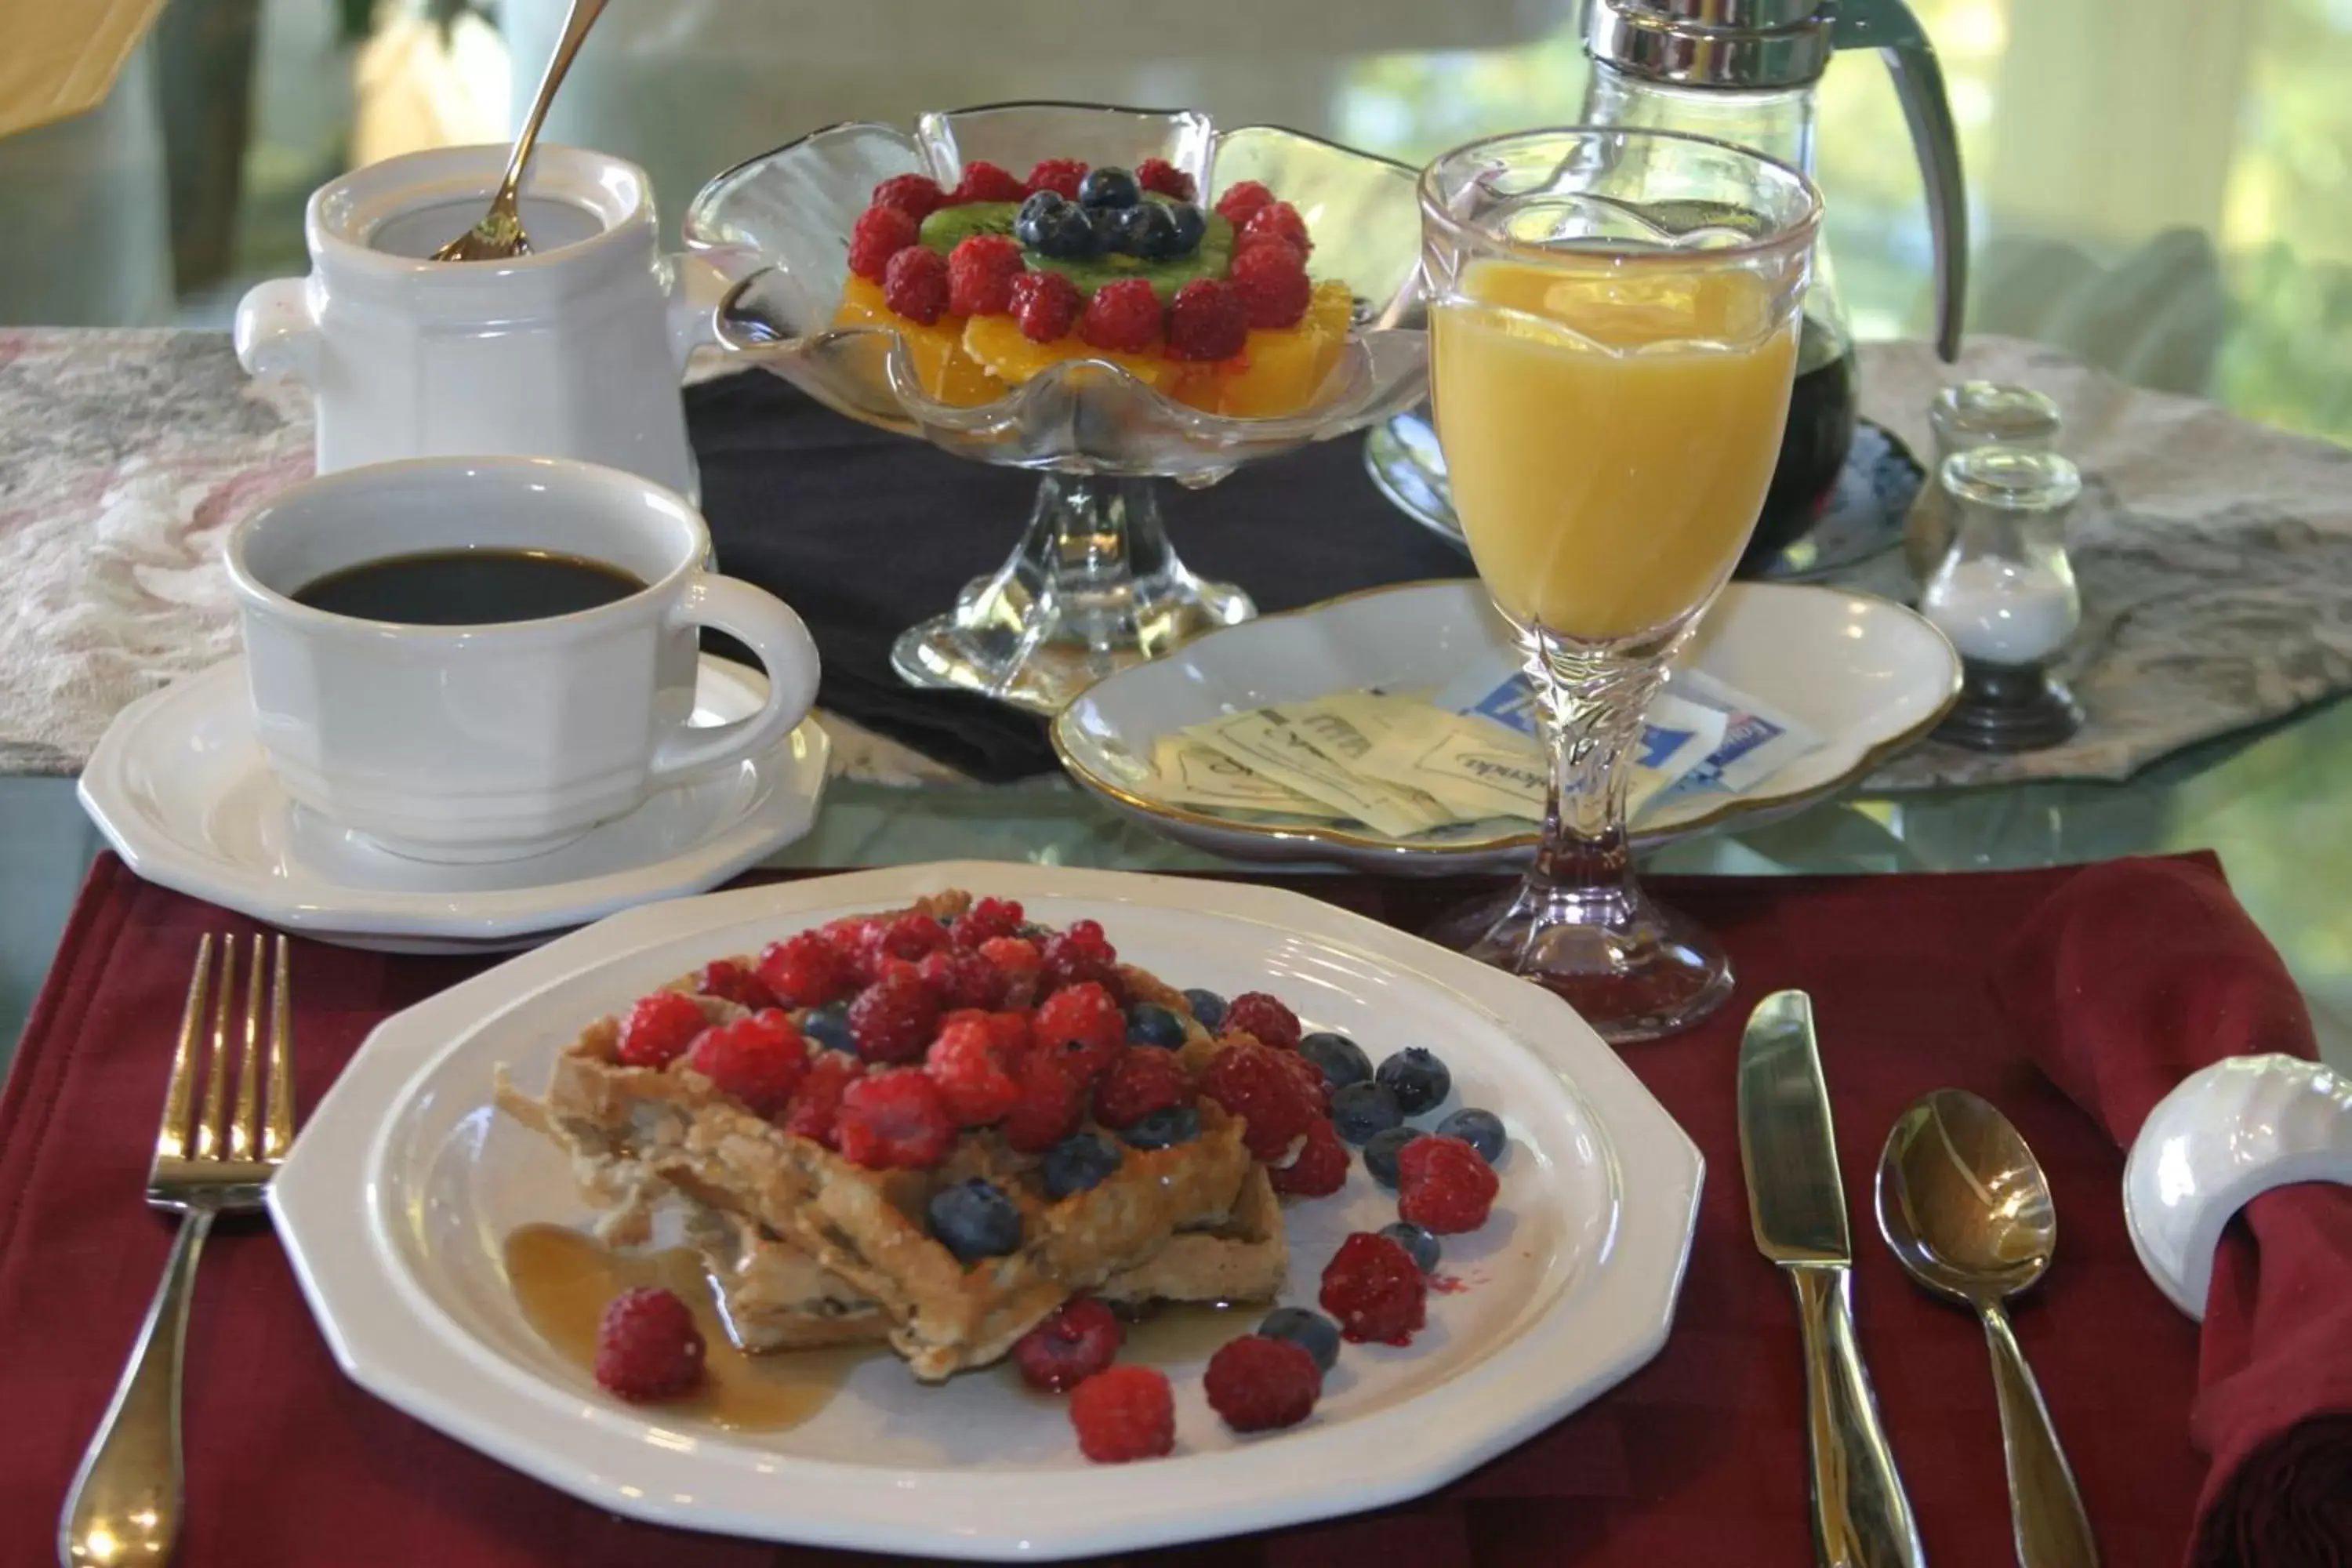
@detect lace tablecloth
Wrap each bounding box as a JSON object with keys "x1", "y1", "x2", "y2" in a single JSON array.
[{"x1": 3, "y1": 327, "x2": 2348, "y2": 788}]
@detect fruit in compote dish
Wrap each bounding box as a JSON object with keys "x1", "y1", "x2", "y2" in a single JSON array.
[{"x1": 829, "y1": 159, "x2": 1354, "y2": 416}]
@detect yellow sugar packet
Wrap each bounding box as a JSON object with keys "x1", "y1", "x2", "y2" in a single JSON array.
[
  {"x1": 1189, "y1": 708, "x2": 1457, "y2": 838},
  {"x1": 1352, "y1": 705, "x2": 1548, "y2": 822},
  {"x1": 1145, "y1": 736, "x2": 1352, "y2": 820},
  {"x1": 1283, "y1": 694, "x2": 1523, "y2": 825}
]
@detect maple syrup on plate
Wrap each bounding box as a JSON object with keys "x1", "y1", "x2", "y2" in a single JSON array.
[{"x1": 502, "y1": 1223, "x2": 873, "y2": 1432}]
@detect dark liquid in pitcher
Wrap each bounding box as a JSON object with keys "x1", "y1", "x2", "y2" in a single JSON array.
[
  {"x1": 1743, "y1": 315, "x2": 1858, "y2": 563},
  {"x1": 292, "y1": 549, "x2": 644, "y2": 626}
]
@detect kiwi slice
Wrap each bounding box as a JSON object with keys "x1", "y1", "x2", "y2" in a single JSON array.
[{"x1": 915, "y1": 196, "x2": 1235, "y2": 305}]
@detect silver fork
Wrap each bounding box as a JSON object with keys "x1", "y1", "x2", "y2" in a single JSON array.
[{"x1": 59, "y1": 933, "x2": 295, "y2": 1568}]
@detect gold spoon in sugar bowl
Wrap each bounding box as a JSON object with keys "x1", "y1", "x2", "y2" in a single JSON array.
[
  {"x1": 1876, "y1": 1089, "x2": 2099, "y2": 1568},
  {"x1": 433, "y1": 0, "x2": 609, "y2": 263}
]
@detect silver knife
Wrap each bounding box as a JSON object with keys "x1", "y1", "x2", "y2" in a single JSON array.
[{"x1": 1740, "y1": 989, "x2": 1927, "y2": 1568}]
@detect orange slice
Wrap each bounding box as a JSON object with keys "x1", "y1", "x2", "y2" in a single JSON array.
[{"x1": 833, "y1": 276, "x2": 1003, "y2": 407}]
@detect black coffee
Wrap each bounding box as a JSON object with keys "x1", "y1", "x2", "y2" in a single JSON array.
[{"x1": 291, "y1": 549, "x2": 644, "y2": 626}]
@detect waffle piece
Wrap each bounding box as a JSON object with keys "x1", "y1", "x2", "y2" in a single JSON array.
[{"x1": 501, "y1": 1010, "x2": 1254, "y2": 1381}]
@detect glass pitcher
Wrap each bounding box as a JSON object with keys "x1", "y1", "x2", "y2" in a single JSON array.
[{"x1": 1579, "y1": 0, "x2": 1968, "y2": 561}]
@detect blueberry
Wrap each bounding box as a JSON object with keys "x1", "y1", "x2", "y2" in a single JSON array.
[
  {"x1": 1079, "y1": 165, "x2": 1141, "y2": 210},
  {"x1": 1041, "y1": 1131, "x2": 1123, "y2": 1199},
  {"x1": 927, "y1": 1178, "x2": 1023, "y2": 1264},
  {"x1": 1363, "y1": 1125, "x2": 1417, "y2": 1189},
  {"x1": 1165, "y1": 201, "x2": 1207, "y2": 253},
  {"x1": 1030, "y1": 202, "x2": 1098, "y2": 260},
  {"x1": 1330, "y1": 1080, "x2": 1403, "y2": 1145},
  {"x1": 1084, "y1": 206, "x2": 1126, "y2": 254},
  {"x1": 802, "y1": 1001, "x2": 855, "y2": 1053},
  {"x1": 1258, "y1": 1306, "x2": 1341, "y2": 1373},
  {"x1": 1380, "y1": 1221, "x2": 1442, "y2": 1275},
  {"x1": 1436, "y1": 1107, "x2": 1506, "y2": 1164},
  {"x1": 1120, "y1": 1104, "x2": 1200, "y2": 1150},
  {"x1": 1114, "y1": 201, "x2": 1181, "y2": 259},
  {"x1": 1126, "y1": 1002, "x2": 1188, "y2": 1049},
  {"x1": 1376, "y1": 1047, "x2": 1451, "y2": 1116},
  {"x1": 1014, "y1": 189, "x2": 1065, "y2": 249},
  {"x1": 1298, "y1": 1031, "x2": 1373, "y2": 1091},
  {"x1": 1182, "y1": 988, "x2": 1228, "y2": 1029}
]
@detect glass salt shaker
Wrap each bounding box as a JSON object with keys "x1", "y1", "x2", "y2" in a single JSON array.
[
  {"x1": 1903, "y1": 381, "x2": 2063, "y2": 588},
  {"x1": 1921, "y1": 445, "x2": 2085, "y2": 751}
]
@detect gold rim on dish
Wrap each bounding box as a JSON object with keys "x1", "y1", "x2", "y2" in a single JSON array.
[{"x1": 1048, "y1": 579, "x2": 1964, "y2": 859}]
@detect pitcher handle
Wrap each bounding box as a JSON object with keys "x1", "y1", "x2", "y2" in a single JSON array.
[
  {"x1": 664, "y1": 249, "x2": 755, "y2": 372},
  {"x1": 233, "y1": 278, "x2": 321, "y2": 383},
  {"x1": 1835, "y1": 0, "x2": 1970, "y2": 363}
]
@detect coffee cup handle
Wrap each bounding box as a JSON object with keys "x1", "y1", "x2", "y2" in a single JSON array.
[{"x1": 648, "y1": 575, "x2": 821, "y2": 783}]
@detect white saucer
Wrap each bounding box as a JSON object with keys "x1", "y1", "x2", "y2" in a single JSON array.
[
  {"x1": 78, "y1": 655, "x2": 830, "y2": 953},
  {"x1": 1052, "y1": 579, "x2": 1962, "y2": 874}
]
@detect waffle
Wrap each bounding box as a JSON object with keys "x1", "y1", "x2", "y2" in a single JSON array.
[{"x1": 495, "y1": 896, "x2": 1293, "y2": 1381}]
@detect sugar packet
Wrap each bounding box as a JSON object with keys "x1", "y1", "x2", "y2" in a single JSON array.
[
  {"x1": 1146, "y1": 736, "x2": 1352, "y2": 820},
  {"x1": 1655, "y1": 666, "x2": 1824, "y2": 798},
  {"x1": 1188, "y1": 707, "x2": 1457, "y2": 837}
]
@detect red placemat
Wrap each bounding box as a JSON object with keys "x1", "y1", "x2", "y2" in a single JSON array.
[{"x1": 0, "y1": 855, "x2": 2215, "y2": 1566}]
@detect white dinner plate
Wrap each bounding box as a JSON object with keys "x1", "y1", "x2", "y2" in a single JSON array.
[
  {"x1": 1052, "y1": 579, "x2": 1962, "y2": 873},
  {"x1": 269, "y1": 862, "x2": 1703, "y2": 1560},
  {"x1": 77, "y1": 655, "x2": 829, "y2": 953}
]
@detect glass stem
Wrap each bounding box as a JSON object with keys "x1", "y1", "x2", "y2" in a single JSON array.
[{"x1": 1525, "y1": 630, "x2": 1669, "y2": 903}]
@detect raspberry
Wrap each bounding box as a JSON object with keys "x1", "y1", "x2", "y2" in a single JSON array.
[
  {"x1": 1270, "y1": 1117, "x2": 1348, "y2": 1197},
  {"x1": 593, "y1": 1287, "x2": 705, "y2": 1401},
  {"x1": 948, "y1": 234, "x2": 1026, "y2": 317},
  {"x1": 1094, "y1": 1047, "x2": 1192, "y2": 1128},
  {"x1": 871, "y1": 172, "x2": 947, "y2": 221},
  {"x1": 1004, "y1": 1049, "x2": 1087, "y2": 1153},
  {"x1": 692, "y1": 958, "x2": 778, "y2": 1011},
  {"x1": 686, "y1": 1009, "x2": 808, "y2": 1117},
  {"x1": 1164, "y1": 278, "x2": 1249, "y2": 362},
  {"x1": 982, "y1": 1008, "x2": 1033, "y2": 1058},
  {"x1": 925, "y1": 1014, "x2": 1019, "y2": 1126},
  {"x1": 1009, "y1": 270, "x2": 1082, "y2": 343},
  {"x1": 1396, "y1": 1134, "x2": 1501, "y2": 1234},
  {"x1": 755, "y1": 931, "x2": 847, "y2": 1008},
  {"x1": 950, "y1": 896, "x2": 1025, "y2": 948},
  {"x1": 1025, "y1": 158, "x2": 1088, "y2": 200},
  {"x1": 1214, "y1": 180, "x2": 1277, "y2": 227},
  {"x1": 615, "y1": 991, "x2": 706, "y2": 1069},
  {"x1": 847, "y1": 969, "x2": 941, "y2": 1064},
  {"x1": 978, "y1": 935, "x2": 1045, "y2": 1008},
  {"x1": 847, "y1": 204, "x2": 919, "y2": 284},
  {"x1": 1069, "y1": 1365, "x2": 1175, "y2": 1463},
  {"x1": 1012, "y1": 1298, "x2": 1123, "y2": 1392},
  {"x1": 1203, "y1": 1334, "x2": 1321, "y2": 1432},
  {"x1": 1221, "y1": 992, "x2": 1301, "y2": 1051},
  {"x1": 1319, "y1": 1231, "x2": 1427, "y2": 1344},
  {"x1": 1040, "y1": 919, "x2": 1120, "y2": 993},
  {"x1": 1240, "y1": 201, "x2": 1312, "y2": 256},
  {"x1": 1202, "y1": 1043, "x2": 1319, "y2": 1163},
  {"x1": 1080, "y1": 277, "x2": 1162, "y2": 354},
  {"x1": 874, "y1": 911, "x2": 951, "y2": 962},
  {"x1": 953, "y1": 159, "x2": 1027, "y2": 204},
  {"x1": 1033, "y1": 982, "x2": 1127, "y2": 1083},
  {"x1": 1134, "y1": 157, "x2": 1196, "y2": 201},
  {"x1": 1272, "y1": 1046, "x2": 1331, "y2": 1113},
  {"x1": 917, "y1": 946, "x2": 1004, "y2": 1011},
  {"x1": 1229, "y1": 241, "x2": 1313, "y2": 329},
  {"x1": 834, "y1": 1068, "x2": 956, "y2": 1170},
  {"x1": 782, "y1": 1051, "x2": 862, "y2": 1147},
  {"x1": 882, "y1": 245, "x2": 950, "y2": 325},
  {"x1": 818, "y1": 917, "x2": 881, "y2": 983}
]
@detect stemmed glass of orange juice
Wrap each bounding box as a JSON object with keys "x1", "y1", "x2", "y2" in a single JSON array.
[{"x1": 1419, "y1": 128, "x2": 1821, "y2": 1043}]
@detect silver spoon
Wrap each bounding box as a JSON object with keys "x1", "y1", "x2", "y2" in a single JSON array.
[
  {"x1": 1877, "y1": 1089, "x2": 2098, "y2": 1567},
  {"x1": 433, "y1": 0, "x2": 608, "y2": 262}
]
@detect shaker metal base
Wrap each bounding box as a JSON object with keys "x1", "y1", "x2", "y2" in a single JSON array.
[{"x1": 1933, "y1": 661, "x2": 2083, "y2": 752}]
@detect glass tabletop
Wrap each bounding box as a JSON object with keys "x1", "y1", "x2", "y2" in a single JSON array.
[{"x1": 6, "y1": 689, "x2": 2347, "y2": 1067}]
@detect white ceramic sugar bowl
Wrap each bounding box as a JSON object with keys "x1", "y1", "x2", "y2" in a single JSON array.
[{"x1": 234, "y1": 143, "x2": 731, "y2": 501}]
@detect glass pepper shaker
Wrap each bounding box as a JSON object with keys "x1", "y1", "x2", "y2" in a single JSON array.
[
  {"x1": 1903, "y1": 381, "x2": 2063, "y2": 588},
  {"x1": 1921, "y1": 445, "x2": 2085, "y2": 751}
]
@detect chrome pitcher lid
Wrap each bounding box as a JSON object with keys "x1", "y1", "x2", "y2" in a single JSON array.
[{"x1": 1586, "y1": 0, "x2": 1835, "y2": 88}]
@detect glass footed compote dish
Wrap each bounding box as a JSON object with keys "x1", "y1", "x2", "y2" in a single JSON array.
[
  {"x1": 684, "y1": 102, "x2": 1428, "y2": 713},
  {"x1": 1417, "y1": 128, "x2": 1820, "y2": 1043}
]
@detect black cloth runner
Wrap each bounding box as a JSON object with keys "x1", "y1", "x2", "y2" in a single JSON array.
[{"x1": 685, "y1": 370, "x2": 1470, "y2": 782}]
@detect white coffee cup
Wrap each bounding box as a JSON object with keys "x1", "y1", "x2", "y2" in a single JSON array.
[{"x1": 225, "y1": 456, "x2": 821, "y2": 864}]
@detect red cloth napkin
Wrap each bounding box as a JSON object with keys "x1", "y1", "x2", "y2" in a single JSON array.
[
  {"x1": 2, "y1": 855, "x2": 2252, "y2": 1565},
  {"x1": 1994, "y1": 856, "x2": 2352, "y2": 1568}
]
